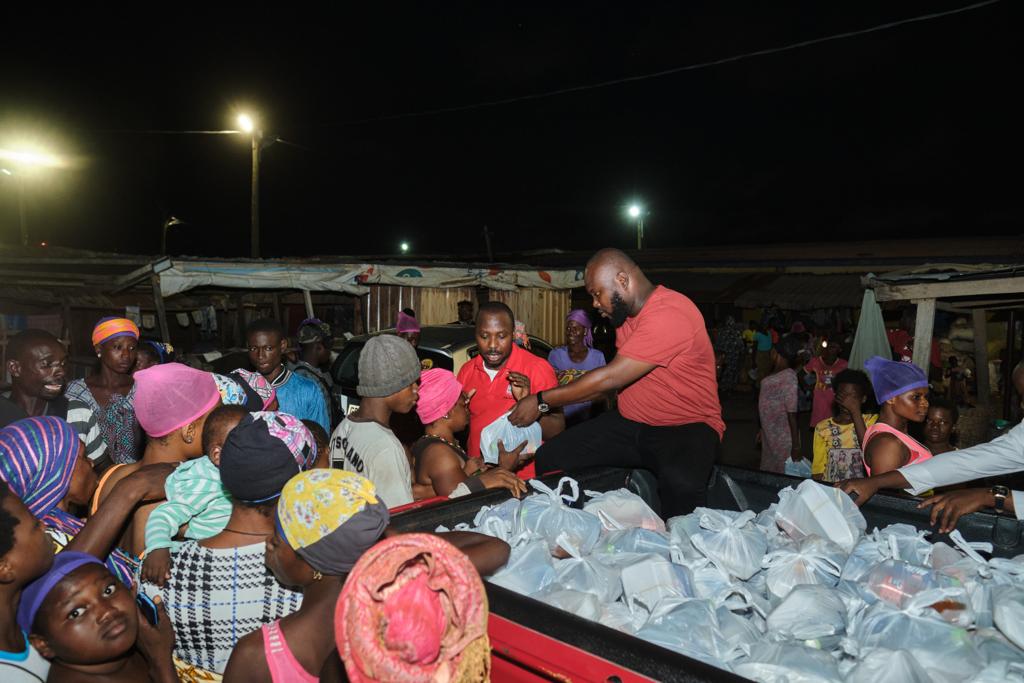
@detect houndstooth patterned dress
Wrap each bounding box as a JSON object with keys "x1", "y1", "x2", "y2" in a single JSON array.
[{"x1": 141, "y1": 541, "x2": 302, "y2": 674}]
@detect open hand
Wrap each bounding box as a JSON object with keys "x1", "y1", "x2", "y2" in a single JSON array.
[
  {"x1": 124, "y1": 463, "x2": 178, "y2": 502},
  {"x1": 918, "y1": 488, "x2": 994, "y2": 534},
  {"x1": 507, "y1": 372, "x2": 532, "y2": 401},
  {"x1": 497, "y1": 439, "x2": 530, "y2": 471},
  {"x1": 142, "y1": 548, "x2": 172, "y2": 587}
]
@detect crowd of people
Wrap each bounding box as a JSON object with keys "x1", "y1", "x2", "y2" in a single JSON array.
[{"x1": 2, "y1": 245, "x2": 1024, "y2": 681}]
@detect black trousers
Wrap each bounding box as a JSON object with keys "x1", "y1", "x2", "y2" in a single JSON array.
[{"x1": 535, "y1": 410, "x2": 720, "y2": 518}]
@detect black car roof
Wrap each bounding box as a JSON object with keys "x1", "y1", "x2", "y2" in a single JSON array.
[{"x1": 349, "y1": 325, "x2": 476, "y2": 351}]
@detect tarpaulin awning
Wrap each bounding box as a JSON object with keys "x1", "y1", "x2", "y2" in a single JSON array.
[{"x1": 157, "y1": 260, "x2": 584, "y2": 297}]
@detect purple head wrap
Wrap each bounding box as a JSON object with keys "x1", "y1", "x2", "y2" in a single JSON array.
[{"x1": 566, "y1": 309, "x2": 594, "y2": 348}]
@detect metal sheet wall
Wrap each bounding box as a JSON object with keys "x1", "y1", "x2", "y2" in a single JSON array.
[
  {"x1": 364, "y1": 286, "x2": 477, "y2": 332},
  {"x1": 489, "y1": 288, "x2": 571, "y2": 346}
]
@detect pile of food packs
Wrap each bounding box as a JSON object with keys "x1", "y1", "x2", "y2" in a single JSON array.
[{"x1": 449, "y1": 477, "x2": 1024, "y2": 682}]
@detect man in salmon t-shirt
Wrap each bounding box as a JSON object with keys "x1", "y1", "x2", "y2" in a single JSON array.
[
  {"x1": 509, "y1": 248, "x2": 724, "y2": 516},
  {"x1": 457, "y1": 301, "x2": 564, "y2": 479}
]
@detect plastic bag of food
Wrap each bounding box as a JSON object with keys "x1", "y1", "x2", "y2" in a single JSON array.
[
  {"x1": 716, "y1": 605, "x2": 764, "y2": 659},
  {"x1": 472, "y1": 497, "x2": 524, "y2": 544},
  {"x1": 775, "y1": 479, "x2": 866, "y2": 553},
  {"x1": 844, "y1": 648, "x2": 931, "y2": 683},
  {"x1": 480, "y1": 411, "x2": 542, "y2": 464},
  {"x1": 596, "y1": 527, "x2": 672, "y2": 560},
  {"x1": 973, "y1": 628, "x2": 1024, "y2": 668},
  {"x1": 519, "y1": 477, "x2": 603, "y2": 556},
  {"x1": 766, "y1": 584, "x2": 847, "y2": 642},
  {"x1": 784, "y1": 457, "x2": 813, "y2": 479},
  {"x1": 597, "y1": 601, "x2": 641, "y2": 634},
  {"x1": 583, "y1": 488, "x2": 665, "y2": 532},
  {"x1": 733, "y1": 642, "x2": 841, "y2": 682},
  {"x1": 690, "y1": 509, "x2": 768, "y2": 580},
  {"x1": 762, "y1": 535, "x2": 845, "y2": 601},
  {"x1": 636, "y1": 598, "x2": 732, "y2": 665},
  {"x1": 553, "y1": 555, "x2": 622, "y2": 603},
  {"x1": 993, "y1": 585, "x2": 1024, "y2": 650},
  {"x1": 488, "y1": 540, "x2": 556, "y2": 594},
  {"x1": 865, "y1": 559, "x2": 952, "y2": 610},
  {"x1": 620, "y1": 557, "x2": 695, "y2": 615},
  {"x1": 533, "y1": 587, "x2": 601, "y2": 620},
  {"x1": 852, "y1": 588, "x2": 983, "y2": 681}
]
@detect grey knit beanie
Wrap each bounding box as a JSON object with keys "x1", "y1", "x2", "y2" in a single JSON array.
[{"x1": 357, "y1": 335, "x2": 421, "y2": 397}]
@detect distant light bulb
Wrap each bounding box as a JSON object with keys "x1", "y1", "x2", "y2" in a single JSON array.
[
  {"x1": 628, "y1": 205, "x2": 641, "y2": 218},
  {"x1": 400, "y1": 242, "x2": 410, "y2": 253}
]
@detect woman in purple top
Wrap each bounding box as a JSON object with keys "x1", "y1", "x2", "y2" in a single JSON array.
[{"x1": 547, "y1": 310, "x2": 607, "y2": 425}]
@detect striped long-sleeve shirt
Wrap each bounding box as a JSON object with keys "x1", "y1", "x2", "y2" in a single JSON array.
[{"x1": 144, "y1": 456, "x2": 232, "y2": 555}]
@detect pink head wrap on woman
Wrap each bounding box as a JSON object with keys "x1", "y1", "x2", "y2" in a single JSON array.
[
  {"x1": 134, "y1": 363, "x2": 221, "y2": 437},
  {"x1": 415, "y1": 369, "x2": 463, "y2": 425},
  {"x1": 396, "y1": 310, "x2": 420, "y2": 334},
  {"x1": 565, "y1": 309, "x2": 594, "y2": 348},
  {"x1": 336, "y1": 533, "x2": 490, "y2": 683}
]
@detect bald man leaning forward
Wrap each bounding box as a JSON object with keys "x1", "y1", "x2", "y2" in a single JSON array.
[{"x1": 509, "y1": 248, "x2": 724, "y2": 516}]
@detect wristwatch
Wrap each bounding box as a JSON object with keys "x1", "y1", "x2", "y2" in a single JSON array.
[
  {"x1": 991, "y1": 485, "x2": 1010, "y2": 513},
  {"x1": 536, "y1": 391, "x2": 551, "y2": 414}
]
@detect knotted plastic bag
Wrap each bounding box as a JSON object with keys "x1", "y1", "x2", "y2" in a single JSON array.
[
  {"x1": 763, "y1": 535, "x2": 845, "y2": 601},
  {"x1": 766, "y1": 584, "x2": 847, "y2": 643},
  {"x1": 620, "y1": 557, "x2": 695, "y2": 615},
  {"x1": 489, "y1": 539, "x2": 557, "y2": 594},
  {"x1": 553, "y1": 554, "x2": 623, "y2": 603},
  {"x1": 690, "y1": 508, "x2": 768, "y2": 581},
  {"x1": 775, "y1": 479, "x2": 866, "y2": 553},
  {"x1": 583, "y1": 487, "x2": 665, "y2": 532},
  {"x1": 733, "y1": 642, "x2": 841, "y2": 683},
  {"x1": 472, "y1": 497, "x2": 524, "y2": 544},
  {"x1": 519, "y1": 477, "x2": 603, "y2": 556},
  {"x1": 480, "y1": 411, "x2": 542, "y2": 464},
  {"x1": 844, "y1": 648, "x2": 931, "y2": 683}
]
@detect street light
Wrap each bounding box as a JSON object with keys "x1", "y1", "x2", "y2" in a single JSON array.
[
  {"x1": 400, "y1": 241, "x2": 410, "y2": 254},
  {"x1": 0, "y1": 145, "x2": 66, "y2": 246},
  {"x1": 627, "y1": 203, "x2": 645, "y2": 250},
  {"x1": 235, "y1": 112, "x2": 262, "y2": 258},
  {"x1": 161, "y1": 216, "x2": 187, "y2": 255}
]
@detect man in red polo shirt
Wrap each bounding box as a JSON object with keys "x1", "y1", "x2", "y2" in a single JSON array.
[
  {"x1": 457, "y1": 301, "x2": 564, "y2": 479},
  {"x1": 509, "y1": 248, "x2": 724, "y2": 517}
]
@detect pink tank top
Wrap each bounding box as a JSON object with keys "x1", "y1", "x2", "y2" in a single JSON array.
[
  {"x1": 262, "y1": 620, "x2": 317, "y2": 683},
  {"x1": 862, "y1": 422, "x2": 933, "y2": 476}
]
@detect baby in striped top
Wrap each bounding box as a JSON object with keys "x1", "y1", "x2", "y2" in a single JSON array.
[{"x1": 141, "y1": 405, "x2": 248, "y2": 586}]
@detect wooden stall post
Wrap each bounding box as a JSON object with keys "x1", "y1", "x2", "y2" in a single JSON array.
[
  {"x1": 911, "y1": 298, "x2": 936, "y2": 374},
  {"x1": 151, "y1": 274, "x2": 171, "y2": 344},
  {"x1": 972, "y1": 309, "x2": 991, "y2": 406}
]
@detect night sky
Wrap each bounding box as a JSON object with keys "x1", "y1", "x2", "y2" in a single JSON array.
[{"x1": 1, "y1": 1, "x2": 1019, "y2": 259}]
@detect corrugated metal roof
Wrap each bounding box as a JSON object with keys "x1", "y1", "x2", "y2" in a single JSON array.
[{"x1": 734, "y1": 274, "x2": 865, "y2": 310}]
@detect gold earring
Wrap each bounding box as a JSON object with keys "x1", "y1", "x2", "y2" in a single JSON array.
[{"x1": 312, "y1": 570, "x2": 323, "y2": 581}]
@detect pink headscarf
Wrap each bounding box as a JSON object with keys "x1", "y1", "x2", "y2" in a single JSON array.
[
  {"x1": 336, "y1": 533, "x2": 489, "y2": 683},
  {"x1": 134, "y1": 363, "x2": 221, "y2": 437},
  {"x1": 396, "y1": 310, "x2": 420, "y2": 334},
  {"x1": 566, "y1": 309, "x2": 594, "y2": 348},
  {"x1": 415, "y1": 369, "x2": 463, "y2": 425}
]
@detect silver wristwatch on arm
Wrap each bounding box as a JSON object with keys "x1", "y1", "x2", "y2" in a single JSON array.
[
  {"x1": 991, "y1": 485, "x2": 1010, "y2": 513},
  {"x1": 536, "y1": 391, "x2": 551, "y2": 414}
]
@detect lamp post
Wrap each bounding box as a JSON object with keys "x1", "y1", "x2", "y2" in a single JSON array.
[
  {"x1": 237, "y1": 114, "x2": 262, "y2": 258},
  {"x1": 161, "y1": 216, "x2": 186, "y2": 255},
  {"x1": 628, "y1": 204, "x2": 645, "y2": 250}
]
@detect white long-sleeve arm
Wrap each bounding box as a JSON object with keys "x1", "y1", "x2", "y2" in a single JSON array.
[{"x1": 899, "y1": 421, "x2": 1024, "y2": 519}]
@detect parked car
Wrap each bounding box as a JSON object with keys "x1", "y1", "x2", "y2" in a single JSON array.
[{"x1": 330, "y1": 325, "x2": 553, "y2": 415}]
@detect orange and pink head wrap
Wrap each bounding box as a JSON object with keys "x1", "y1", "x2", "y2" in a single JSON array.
[{"x1": 91, "y1": 317, "x2": 139, "y2": 348}]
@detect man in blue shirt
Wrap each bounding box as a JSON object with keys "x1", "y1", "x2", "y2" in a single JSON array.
[{"x1": 246, "y1": 319, "x2": 330, "y2": 432}]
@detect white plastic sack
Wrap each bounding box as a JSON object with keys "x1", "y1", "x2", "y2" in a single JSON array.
[
  {"x1": 763, "y1": 535, "x2": 845, "y2": 601},
  {"x1": 968, "y1": 661, "x2": 1024, "y2": 683},
  {"x1": 865, "y1": 559, "x2": 950, "y2": 609},
  {"x1": 784, "y1": 457, "x2": 813, "y2": 478},
  {"x1": 596, "y1": 528, "x2": 672, "y2": 560},
  {"x1": 844, "y1": 648, "x2": 931, "y2": 683},
  {"x1": 489, "y1": 540, "x2": 556, "y2": 594},
  {"x1": 472, "y1": 497, "x2": 523, "y2": 544},
  {"x1": 993, "y1": 585, "x2": 1024, "y2": 650},
  {"x1": 852, "y1": 588, "x2": 983, "y2": 682},
  {"x1": 583, "y1": 488, "x2": 665, "y2": 532},
  {"x1": 534, "y1": 588, "x2": 601, "y2": 620},
  {"x1": 519, "y1": 477, "x2": 603, "y2": 556},
  {"x1": 766, "y1": 584, "x2": 846, "y2": 642},
  {"x1": 480, "y1": 411, "x2": 542, "y2": 464},
  {"x1": 597, "y1": 601, "x2": 641, "y2": 634},
  {"x1": 775, "y1": 479, "x2": 866, "y2": 553},
  {"x1": 716, "y1": 605, "x2": 764, "y2": 659},
  {"x1": 620, "y1": 557, "x2": 694, "y2": 615},
  {"x1": 733, "y1": 642, "x2": 841, "y2": 683},
  {"x1": 690, "y1": 508, "x2": 768, "y2": 580},
  {"x1": 553, "y1": 555, "x2": 622, "y2": 603},
  {"x1": 636, "y1": 598, "x2": 732, "y2": 665},
  {"x1": 973, "y1": 628, "x2": 1024, "y2": 668}
]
